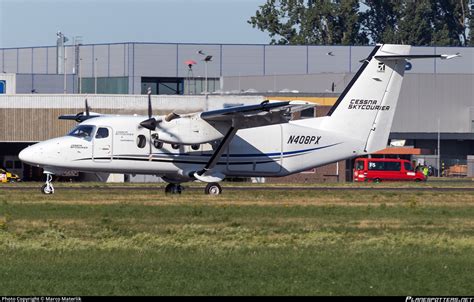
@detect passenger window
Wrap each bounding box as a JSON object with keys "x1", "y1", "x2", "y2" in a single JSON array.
[
  {"x1": 137, "y1": 135, "x2": 146, "y2": 148},
  {"x1": 404, "y1": 162, "x2": 413, "y2": 171},
  {"x1": 385, "y1": 162, "x2": 401, "y2": 171},
  {"x1": 95, "y1": 127, "x2": 109, "y2": 139}
]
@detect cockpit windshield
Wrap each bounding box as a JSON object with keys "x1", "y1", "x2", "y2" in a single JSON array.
[{"x1": 68, "y1": 125, "x2": 95, "y2": 141}]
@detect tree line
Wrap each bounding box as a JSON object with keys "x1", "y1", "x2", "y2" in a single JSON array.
[{"x1": 248, "y1": 0, "x2": 474, "y2": 46}]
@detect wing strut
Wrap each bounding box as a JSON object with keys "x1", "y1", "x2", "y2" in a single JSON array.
[{"x1": 194, "y1": 126, "x2": 238, "y2": 181}]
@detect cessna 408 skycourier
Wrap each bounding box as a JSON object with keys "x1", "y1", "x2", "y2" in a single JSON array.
[{"x1": 19, "y1": 44, "x2": 458, "y2": 195}]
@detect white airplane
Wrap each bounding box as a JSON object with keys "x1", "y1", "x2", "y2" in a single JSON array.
[{"x1": 18, "y1": 44, "x2": 458, "y2": 195}]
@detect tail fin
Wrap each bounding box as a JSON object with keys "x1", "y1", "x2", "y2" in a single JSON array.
[{"x1": 322, "y1": 44, "x2": 410, "y2": 153}]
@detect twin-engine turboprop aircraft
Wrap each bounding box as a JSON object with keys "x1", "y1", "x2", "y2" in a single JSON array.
[{"x1": 19, "y1": 44, "x2": 459, "y2": 195}]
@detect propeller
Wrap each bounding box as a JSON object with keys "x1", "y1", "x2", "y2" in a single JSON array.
[
  {"x1": 140, "y1": 87, "x2": 157, "y2": 160},
  {"x1": 85, "y1": 98, "x2": 90, "y2": 117},
  {"x1": 140, "y1": 88, "x2": 161, "y2": 130},
  {"x1": 72, "y1": 97, "x2": 91, "y2": 122}
]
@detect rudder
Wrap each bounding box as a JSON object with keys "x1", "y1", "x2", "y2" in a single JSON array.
[{"x1": 321, "y1": 44, "x2": 410, "y2": 153}]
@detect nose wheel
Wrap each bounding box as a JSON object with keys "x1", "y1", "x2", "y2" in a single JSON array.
[{"x1": 41, "y1": 173, "x2": 55, "y2": 194}]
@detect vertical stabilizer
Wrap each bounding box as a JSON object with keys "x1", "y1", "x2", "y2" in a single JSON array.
[{"x1": 321, "y1": 44, "x2": 410, "y2": 154}]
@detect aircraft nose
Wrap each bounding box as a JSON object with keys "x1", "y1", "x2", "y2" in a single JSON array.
[
  {"x1": 19, "y1": 147, "x2": 32, "y2": 164},
  {"x1": 19, "y1": 145, "x2": 40, "y2": 165}
]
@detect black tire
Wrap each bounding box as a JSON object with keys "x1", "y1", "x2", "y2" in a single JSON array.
[
  {"x1": 165, "y1": 183, "x2": 174, "y2": 194},
  {"x1": 41, "y1": 184, "x2": 53, "y2": 194},
  {"x1": 373, "y1": 178, "x2": 381, "y2": 183},
  {"x1": 165, "y1": 183, "x2": 182, "y2": 194},
  {"x1": 205, "y1": 183, "x2": 222, "y2": 195}
]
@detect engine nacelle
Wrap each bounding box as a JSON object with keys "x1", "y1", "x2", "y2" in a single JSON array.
[{"x1": 156, "y1": 116, "x2": 227, "y2": 145}]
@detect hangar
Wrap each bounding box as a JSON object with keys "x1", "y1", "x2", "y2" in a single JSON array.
[{"x1": 1, "y1": 42, "x2": 473, "y2": 181}]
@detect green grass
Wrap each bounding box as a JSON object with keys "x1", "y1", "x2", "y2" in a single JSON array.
[{"x1": 0, "y1": 186, "x2": 473, "y2": 295}]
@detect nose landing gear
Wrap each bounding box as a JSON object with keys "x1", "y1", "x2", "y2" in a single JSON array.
[{"x1": 41, "y1": 173, "x2": 55, "y2": 194}]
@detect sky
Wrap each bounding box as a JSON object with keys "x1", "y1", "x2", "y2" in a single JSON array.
[{"x1": 0, "y1": 0, "x2": 269, "y2": 48}]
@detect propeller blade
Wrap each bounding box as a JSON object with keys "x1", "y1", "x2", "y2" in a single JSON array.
[
  {"x1": 147, "y1": 87, "x2": 152, "y2": 119},
  {"x1": 139, "y1": 88, "x2": 162, "y2": 131},
  {"x1": 85, "y1": 98, "x2": 90, "y2": 116}
]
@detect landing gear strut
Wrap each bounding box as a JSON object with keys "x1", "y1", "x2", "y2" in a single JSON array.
[
  {"x1": 165, "y1": 183, "x2": 183, "y2": 194},
  {"x1": 205, "y1": 183, "x2": 222, "y2": 195},
  {"x1": 41, "y1": 173, "x2": 55, "y2": 194}
]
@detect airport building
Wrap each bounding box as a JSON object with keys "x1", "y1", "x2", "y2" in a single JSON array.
[{"x1": 1, "y1": 42, "x2": 473, "y2": 181}]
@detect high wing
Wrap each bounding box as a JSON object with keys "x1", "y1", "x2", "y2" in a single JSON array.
[
  {"x1": 58, "y1": 99, "x2": 102, "y2": 122},
  {"x1": 193, "y1": 100, "x2": 315, "y2": 183},
  {"x1": 199, "y1": 100, "x2": 315, "y2": 128},
  {"x1": 58, "y1": 112, "x2": 102, "y2": 122}
]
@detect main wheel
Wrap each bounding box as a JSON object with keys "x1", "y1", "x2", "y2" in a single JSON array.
[
  {"x1": 41, "y1": 184, "x2": 54, "y2": 194},
  {"x1": 373, "y1": 178, "x2": 381, "y2": 183},
  {"x1": 165, "y1": 183, "x2": 182, "y2": 194},
  {"x1": 205, "y1": 183, "x2": 222, "y2": 195}
]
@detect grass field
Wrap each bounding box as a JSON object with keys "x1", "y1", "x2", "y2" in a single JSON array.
[{"x1": 0, "y1": 182, "x2": 473, "y2": 295}]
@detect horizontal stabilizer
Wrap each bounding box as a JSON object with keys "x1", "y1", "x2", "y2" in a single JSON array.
[{"x1": 375, "y1": 54, "x2": 461, "y2": 60}]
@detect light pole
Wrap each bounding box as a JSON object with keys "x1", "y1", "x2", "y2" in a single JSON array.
[
  {"x1": 79, "y1": 58, "x2": 82, "y2": 94},
  {"x1": 63, "y1": 56, "x2": 67, "y2": 94},
  {"x1": 94, "y1": 58, "x2": 98, "y2": 94},
  {"x1": 57, "y1": 31, "x2": 69, "y2": 94},
  {"x1": 437, "y1": 117, "x2": 441, "y2": 177},
  {"x1": 197, "y1": 50, "x2": 213, "y2": 94}
]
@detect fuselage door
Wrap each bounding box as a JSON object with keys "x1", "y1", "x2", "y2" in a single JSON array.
[{"x1": 93, "y1": 127, "x2": 113, "y2": 162}]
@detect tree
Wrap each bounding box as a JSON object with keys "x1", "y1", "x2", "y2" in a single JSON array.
[
  {"x1": 361, "y1": 0, "x2": 470, "y2": 46},
  {"x1": 396, "y1": 0, "x2": 434, "y2": 45},
  {"x1": 469, "y1": 4, "x2": 474, "y2": 46},
  {"x1": 359, "y1": 1, "x2": 401, "y2": 44},
  {"x1": 248, "y1": 0, "x2": 367, "y2": 45},
  {"x1": 249, "y1": 0, "x2": 472, "y2": 46}
]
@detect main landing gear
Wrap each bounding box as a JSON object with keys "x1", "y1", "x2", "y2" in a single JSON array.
[
  {"x1": 41, "y1": 173, "x2": 55, "y2": 194},
  {"x1": 164, "y1": 182, "x2": 223, "y2": 195},
  {"x1": 165, "y1": 183, "x2": 183, "y2": 194},
  {"x1": 205, "y1": 183, "x2": 222, "y2": 195}
]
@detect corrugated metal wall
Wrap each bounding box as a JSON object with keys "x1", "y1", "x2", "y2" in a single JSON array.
[
  {"x1": 0, "y1": 94, "x2": 264, "y2": 142},
  {"x1": 2, "y1": 43, "x2": 473, "y2": 79}
]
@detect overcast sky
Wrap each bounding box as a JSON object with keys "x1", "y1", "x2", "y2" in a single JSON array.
[{"x1": 0, "y1": 0, "x2": 269, "y2": 48}]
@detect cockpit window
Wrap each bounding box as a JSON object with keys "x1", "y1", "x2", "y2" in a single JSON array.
[
  {"x1": 95, "y1": 127, "x2": 109, "y2": 139},
  {"x1": 68, "y1": 125, "x2": 95, "y2": 141}
]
